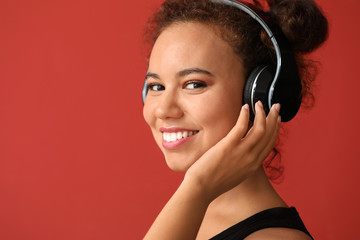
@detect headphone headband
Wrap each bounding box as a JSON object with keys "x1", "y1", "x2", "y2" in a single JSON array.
[{"x1": 211, "y1": 0, "x2": 281, "y2": 113}]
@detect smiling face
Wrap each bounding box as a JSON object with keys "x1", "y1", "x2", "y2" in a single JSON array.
[{"x1": 143, "y1": 22, "x2": 245, "y2": 171}]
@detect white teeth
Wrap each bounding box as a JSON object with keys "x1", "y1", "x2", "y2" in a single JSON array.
[
  {"x1": 166, "y1": 134, "x2": 171, "y2": 142},
  {"x1": 171, "y1": 133, "x2": 177, "y2": 141},
  {"x1": 177, "y1": 132, "x2": 182, "y2": 140},
  {"x1": 162, "y1": 130, "x2": 198, "y2": 143}
]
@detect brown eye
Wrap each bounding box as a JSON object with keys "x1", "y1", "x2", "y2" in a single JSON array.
[
  {"x1": 184, "y1": 81, "x2": 206, "y2": 89},
  {"x1": 148, "y1": 83, "x2": 165, "y2": 91}
]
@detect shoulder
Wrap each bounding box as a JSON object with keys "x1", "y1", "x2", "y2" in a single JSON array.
[{"x1": 244, "y1": 227, "x2": 313, "y2": 240}]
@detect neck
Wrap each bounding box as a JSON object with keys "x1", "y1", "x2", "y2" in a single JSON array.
[{"x1": 204, "y1": 167, "x2": 287, "y2": 228}]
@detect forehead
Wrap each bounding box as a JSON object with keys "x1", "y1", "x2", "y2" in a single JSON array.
[{"x1": 149, "y1": 22, "x2": 242, "y2": 76}]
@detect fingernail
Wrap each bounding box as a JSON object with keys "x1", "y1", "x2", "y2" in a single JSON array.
[
  {"x1": 243, "y1": 104, "x2": 249, "y2": 110},
  {"x1": 257, "y1": 101, "x2": 263, "y2": 109},
  {"x1": 275, "y1": 103, "x2": 280, "y2": 113}
]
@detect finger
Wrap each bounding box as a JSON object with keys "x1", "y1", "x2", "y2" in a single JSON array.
[
  {"x1": 226, "y1": 104, "x2": 250, "y2": 141},
  {"x1": 243, "y1": 101, "x2": 267, "y2": 148},
  {"x1": 266, "y1": 103, "x2": 281, "y2": 144},
  {"x1": 258, "y1": 117, "x2": 281, "y2": 160},
  {"x1": 257, "y1": 104, "x2": 281, "y2": 159}
]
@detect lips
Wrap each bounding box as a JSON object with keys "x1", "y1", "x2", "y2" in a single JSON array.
[
  {"x1": 163, "y1": 130, "x2": 199, "y2": 142},
  {"x1": 160, "y1": 128, "x2": 199, "y2": 149}
]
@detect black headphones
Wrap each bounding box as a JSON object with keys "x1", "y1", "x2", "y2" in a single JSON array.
[{"x1": 142, "y1": 0, "x2": 302, "y2": 122}]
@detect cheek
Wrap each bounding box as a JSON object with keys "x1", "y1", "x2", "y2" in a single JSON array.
[
  {"x1": 203, "y1": 104, "x2": 239, "y2": 135},
  {"x1": 200, "y1": 89, "x2": 241, "y2": 122},
  {"x1": 191, "y1": 94, "x2": 241, "y2": 143}
]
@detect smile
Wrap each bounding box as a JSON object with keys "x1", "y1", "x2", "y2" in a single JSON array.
[
  {"x1": 161, "y1": 129, "x2": 199, "y2": 150},
  {"x1": 162, "y1": 130, "x2": 199, "y2": 142}
]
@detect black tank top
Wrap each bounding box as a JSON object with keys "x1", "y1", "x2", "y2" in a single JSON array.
[{"x1": 209, "y1": 207, "x2": 313, "y2": 240}]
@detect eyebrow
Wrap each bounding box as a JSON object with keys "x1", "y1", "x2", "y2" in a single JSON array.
[
  {"x1": 145, "y1": 67, "x2": 214, "y2": 80},
  {"x1": 176, "y1": 68, "x2": 214, "y2": 78},
  {"x1": 145, "y1": 72, "x2": 160, "y2": 80}
]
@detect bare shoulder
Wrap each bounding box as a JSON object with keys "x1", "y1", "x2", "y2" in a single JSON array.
[{"x1": 244, "y1": 227, "x2": 312, "y2": 240}]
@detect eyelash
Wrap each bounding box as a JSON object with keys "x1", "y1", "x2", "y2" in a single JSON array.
[
  {"x1": 148, "y1": 83, "x2": 165, "y2": 91},
  {"x1": 184, "y1": 80, "x2": 207, "y2": 89},
  {"x1": 147, "y1": 80, "x2": 207, "y2": 91}
]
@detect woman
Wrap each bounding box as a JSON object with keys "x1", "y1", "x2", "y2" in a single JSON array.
[{"x1": 142, "y1": 0, "x2": 328, "y2": 239}]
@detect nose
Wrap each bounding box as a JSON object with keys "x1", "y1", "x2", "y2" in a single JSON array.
[{"x1": 155, "y1": 91, "x2": 184, "y2": 120}]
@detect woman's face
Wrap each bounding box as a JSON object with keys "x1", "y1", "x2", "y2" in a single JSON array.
[{"x1": 143, "y1": 22, "x2": 245, "y2": 171}]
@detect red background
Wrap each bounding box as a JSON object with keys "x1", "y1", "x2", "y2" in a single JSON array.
[{"x1": 0, "y1": 0, "x2": 359, "y2": 239}]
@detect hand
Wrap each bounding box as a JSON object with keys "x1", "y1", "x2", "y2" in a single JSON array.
[{"x1": 184, "y1": 101, "x2": 281, "y2": 202}]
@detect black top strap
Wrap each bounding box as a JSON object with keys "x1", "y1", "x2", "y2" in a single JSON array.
[{"x1": 210, "y1": 207, "x2": 313, "y2": 240}]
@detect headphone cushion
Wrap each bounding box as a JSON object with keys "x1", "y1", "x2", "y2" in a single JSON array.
[
  {"x1": 142, "y1": 79, "x2": 148, "y2": 104},
  {"x1": 243, "y1": 64, "x2": 274, "y2": 121}
]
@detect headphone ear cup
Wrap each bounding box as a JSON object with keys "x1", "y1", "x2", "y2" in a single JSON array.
[
  {"x1": 142, "y1": 79, "x2": 148, "y2": 104},
  {"x1": 271, "y1": 50, "x2": 302, "y2": 122},
  {"x1": 243, "y1": 65, "x2": 274, "y2": 121},
  {"x1": 243, "y1": 67, "x2": 258, "y2": 121}
]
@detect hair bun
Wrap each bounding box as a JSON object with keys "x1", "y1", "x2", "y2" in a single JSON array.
[{"x1": 270, "y1": 0, "x2": 328, "y2": 54}]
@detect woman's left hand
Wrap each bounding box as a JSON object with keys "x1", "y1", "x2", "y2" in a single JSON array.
[{"x1": 184, "y1": 101, "x2": 281, "y2": 202}]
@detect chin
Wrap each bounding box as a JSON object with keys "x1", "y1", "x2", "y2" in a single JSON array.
[{"x1": 164, "y1": 153, "x2": 195, "y2": 172}]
